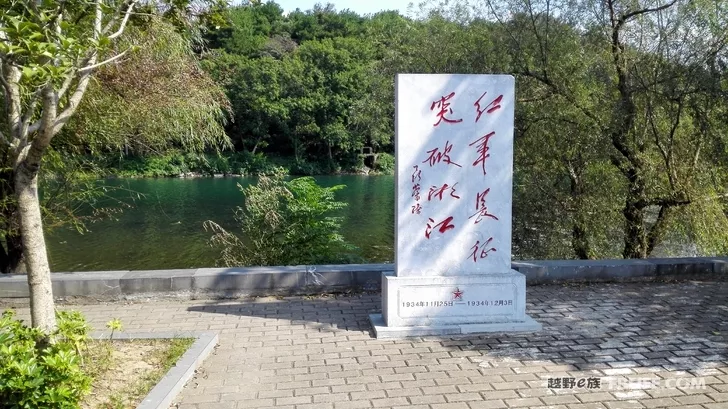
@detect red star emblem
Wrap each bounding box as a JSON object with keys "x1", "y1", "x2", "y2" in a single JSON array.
[{"x1": 452, "y1": 288, "x2": 464, "y2": 300}]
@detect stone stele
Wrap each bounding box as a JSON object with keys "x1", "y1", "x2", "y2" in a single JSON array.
[{"x1": 370, "y1": 74, "x2": 542, "y2": 338}]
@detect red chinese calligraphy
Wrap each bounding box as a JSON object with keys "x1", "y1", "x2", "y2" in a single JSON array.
[
  {"x1": 411, "y1": 165, "x2": 422, "y2": 183},
  {"x1": 431, "y1": 92, "x2": 463, "y2": 126},
  {"x1": 411, "y1": 183, "x2": 421, "y2": 201},
  {"x1": 428, "y1": 183, "x2": 461, "y2": 201},
  {"x1": 468, "y1": 237, "x2": 497, "y2": 262},
  {"x1": 469, "y1": 187, "x2": 499, "y2": 224},
  {"x1": 469, "y1": 131, "x2": 494, "y2": 175},
  {"x1": 422, "y1": 140, "x2": 462, "y2": 168},
  {"x1": 425, "y1": 216, "x2": 456, "y2": 239},
  {"x1": 473, "y1": 91, "x2": 503, "y2": 122},
  {"x1": 411, "y1": 203, "x2": 422, "y2": 214}
]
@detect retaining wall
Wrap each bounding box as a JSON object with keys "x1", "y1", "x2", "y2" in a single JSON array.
[{"x1": 0, "y1": 258, "x2": 726, "y2": 299}]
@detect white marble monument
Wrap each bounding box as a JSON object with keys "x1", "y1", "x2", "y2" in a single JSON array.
[{"x1": 369, "y1": 74, "x2": 542, "y2": 338}]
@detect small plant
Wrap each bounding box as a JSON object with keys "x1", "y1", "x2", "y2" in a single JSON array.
[
  {"x1": 106, "y1": 318, "x2": 123, "y2": 340},
  {"x1": 205, "y1": 171, "x2": 358, "y2": 266},
  {"x1": 0, "y1": 310, "x2": 92, "y2": 408}
]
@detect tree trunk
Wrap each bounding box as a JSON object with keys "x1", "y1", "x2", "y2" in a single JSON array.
[
  {"x1": 571, "y1": 221, "x2": 591, "y2": 259},
  {"x1": 622, "y1": 196, "x2": 647, "y2": 258},
  {"x1": 567, "y1": 163, "x2": 591, "y2": 259},
  {"x1": 15, "y1": 165, "x2": 56, "y2": 332}
]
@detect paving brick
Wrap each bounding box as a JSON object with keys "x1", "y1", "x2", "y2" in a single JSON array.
[
  {"x1": 257, "y1": 389, "x2": 293, "y2": 399},
  {"x1": 331, "y1": 384, "x2": 366, "y2": 393},
  {"x1": 385, "y1": 387, "x2": 422, "y2": 398},
  {"x1": 458, "y1": 383, "x2": 494, "y2": 393},
  {"x1": 674, "y1": 394, "x2": 714, "y2": 404},
  {"x1": 504, "y1": 397, "x2": 544, "y2": 407},
  {"x1": 446, "y1": 392, "x2": 483, "y2": 402},
  {"x1": 708, "y1": 392, "x2": 728, "y2": 401},
  {"x1": 542, "y1": 395, "x2": 581, "y2": 405},
  {"x1": 423, "y1": 385, "x2": 460, "y2": 395},
  {"x1": 370, "y1": 397, "x2": 409, "y2": 407},
  {"x1": 274, "y1": 396, "x2": 311, "y2": 405},
  {"x1": 333, "y1": 401, "x2": 372, "y2": 409},
  {"x1": 481, "y1": 390, "x2": 520, "y2": 400},
  {"x1": 491, "y1": 382, "x2": 527, "y2": 390},
  {"x1": 275, "y1": 381, "x2": 311, "y2": 390},
  {"x1": 602, "y1": 401, "x2": 645, "y2": 409},
  {"x1": 313, "y1": 393, "x2": 350, "y2": 403},
  {"x1": 294, "y1": 386, "x2": 330, "y2": 396},
  {"x1": 430, "y1": 403, "x2": 471, "y2": 409},
  {"x1": 409, "y1": 394, "x2": 447, "y2": 404},
  {"x1": 565, "y1": 404, "x2": 607, "y2": 409},
  {"x1": 466, "y1": 400, "x2": 508, "y2": 409},
  {"x1": 638, "y1": 397, "x2": 680, "y2": 407},
  {"x1": 575, "y1": 392, "x2": 616, "y2": 403}
]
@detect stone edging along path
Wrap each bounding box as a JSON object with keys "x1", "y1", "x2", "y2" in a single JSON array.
[
  {"x1": 89, "y1": 331, "x2": 218, "y2": 409},
  {"x1": 0, "y1": 257, "x2": 726, "y2": 299}
]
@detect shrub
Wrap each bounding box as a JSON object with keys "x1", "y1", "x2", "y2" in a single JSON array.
[
  {"x1": 205, "y1": 171, "x2": 359, "y2": 266},
  {"x1": 0, "y1": 310, "x2": 92, "y2": 409},
  {"x1": 230, "y1": 151, "x2": 282, "y2": 175},
  {"x1": 373, "y1": 152, "x2": 394, "y2": 174},
  {"x1": 280, "y1": 157, "x2": 325, "y2": 176}
]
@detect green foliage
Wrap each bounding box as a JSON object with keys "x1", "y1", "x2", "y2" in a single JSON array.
[
  {"x1": 0, "y1": 310, "x2": 92, "y2": 408},
  {"x1": 205, "y1": 171, "x2": 358, "y2": 266},
  {"x1": 373, "y1": 153, "x2": 394, "y2": 174},
  {"x1": 200, "y1": 4, "x2": 385, "y2": 173},
  {"x1": 59, "y1": 18, "x2": 231, "y2": 156}
]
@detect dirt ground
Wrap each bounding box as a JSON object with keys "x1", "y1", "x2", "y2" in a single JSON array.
[{"x1": 81, "y1": 339, "x2": 174, "y2": 409}]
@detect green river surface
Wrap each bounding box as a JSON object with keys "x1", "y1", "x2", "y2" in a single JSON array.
[{"x1": 46, "y1": 175, "x2": 395, "y2": 272}]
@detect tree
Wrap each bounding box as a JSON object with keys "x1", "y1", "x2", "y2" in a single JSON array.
[
  {"x1": 474, "y1": 0, "x2": 728, "y2": 258},
  {"x1": 0, "y1": 0, "x2": 233, "y2": 332},
  {"x1": 59, "y1": 18, "x2": 231, "y2": 157},
  {"x1": 389, "y1": 0, "x2": 727, "y2": 259}
]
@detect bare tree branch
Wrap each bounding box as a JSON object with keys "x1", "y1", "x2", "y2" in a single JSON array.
[
  {"x1": 106, "y1": 0, "x2": 138, "y2": 40},
  {"x1": 51, "y1": 70, "x2": 93, "y2": 135},
  {"x1": 620, "y1": 0, "x2": 679, "y2": 24},
  {"x1": 78, "y1": 49, "x2": 129, "y2": 73}
]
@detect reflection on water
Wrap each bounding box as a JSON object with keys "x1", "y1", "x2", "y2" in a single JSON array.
[{"x1": 47, "y1": 175, "x2": 395, "y2": 271}]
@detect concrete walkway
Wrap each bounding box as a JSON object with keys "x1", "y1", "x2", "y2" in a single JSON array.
[{"x1": 4, "y1": 281, "x2": 728, "y2": 409}]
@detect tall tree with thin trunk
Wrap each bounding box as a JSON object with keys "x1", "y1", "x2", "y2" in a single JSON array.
[
  {"x1": 0, "y1": 0, "x2": 143, "y2": 332},
  {"x1": 0, "y1": 0, "x2": 233, "y2": 332}
]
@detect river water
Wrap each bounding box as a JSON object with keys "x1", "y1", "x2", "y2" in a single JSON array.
[{"x1": 46, "y1": 176, "x2": 395, "y2": 271}]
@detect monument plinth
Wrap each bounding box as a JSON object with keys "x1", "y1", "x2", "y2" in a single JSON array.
[{"x1": 370, "y1": 74, "x2": 541, "y2": 338}]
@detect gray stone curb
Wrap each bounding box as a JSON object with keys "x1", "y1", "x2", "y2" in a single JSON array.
[
  {"x1": 0, "y1": 257, "x2": 725, "y2": 299},
  {"x1": 89, "y1": 331, "x2": 218, "y2": 409}
]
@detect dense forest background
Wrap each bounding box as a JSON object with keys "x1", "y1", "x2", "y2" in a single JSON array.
[{"x1": 34, "y1": 0, "x2": 728, "y2": 261}]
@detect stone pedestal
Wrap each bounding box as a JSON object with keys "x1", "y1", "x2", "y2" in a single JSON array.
[{"x1": 370, "y1": 270, "x2": 541, "y2": 338}]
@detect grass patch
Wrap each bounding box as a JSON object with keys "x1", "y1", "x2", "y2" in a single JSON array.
[{"x1": 81, "y1": 338, "x2": 194, "y2": 409}]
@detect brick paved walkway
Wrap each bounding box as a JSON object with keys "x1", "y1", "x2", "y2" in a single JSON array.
[{"x1": 5, "y1": 281, "x2": 728, "y2": 409}]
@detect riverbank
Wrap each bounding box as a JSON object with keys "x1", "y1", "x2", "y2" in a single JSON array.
[{"x1": 94, "y1": 151, "x2": 394, "y2": 178}]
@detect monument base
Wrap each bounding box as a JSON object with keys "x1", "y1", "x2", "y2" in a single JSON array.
[
  {"x1": 371, "y1": 270, "x2": 541, "y2": 338},
  {"x1": 369, "y1": 313, "x2": 542, "y2": 338}
]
